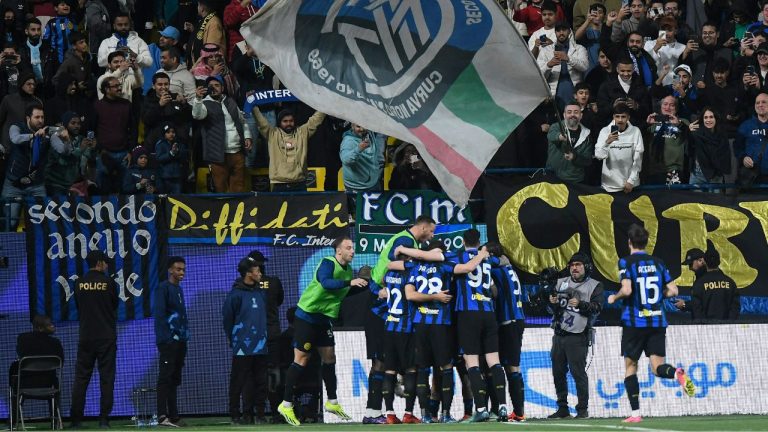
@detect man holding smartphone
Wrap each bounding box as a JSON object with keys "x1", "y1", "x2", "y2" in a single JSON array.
[
  {"x1": 594, "y1": 102, "x2": 644, "y2": 193},
  {"x1": 546, "y1": 101, "x2": 594, "y2": 183}
]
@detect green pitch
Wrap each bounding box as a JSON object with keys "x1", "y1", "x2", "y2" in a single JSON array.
[{"x1": 38, "y1": 415, "x2": 767, "y2": 431}]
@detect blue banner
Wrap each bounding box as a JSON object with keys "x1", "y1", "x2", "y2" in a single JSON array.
[{"x1": 243, "y1": 88, "x2": 298, "y2": 113}]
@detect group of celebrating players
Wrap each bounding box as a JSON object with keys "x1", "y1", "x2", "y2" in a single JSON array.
[{"x1": 273, "y1": 216, "x2": 696, "y2": 426}]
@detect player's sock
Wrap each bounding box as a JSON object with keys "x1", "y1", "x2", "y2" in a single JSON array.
[
  {"x1": 468, "y1": 366, "x2": 488, "y2": 409},
  {"x1": 464, "y1": 398, "x2": 473, "y2": 416},
  {"x1": 416, "y1": 368, "x2": 430, "y2": 410},
  {"x1": 430, "y1": 369, "x2": 442, "y2": 417},
  {"x1": 382, "y1": 373, "x2": 396, "y2": 412},
  {"x1": 321, "y1": 363, "x2": 338, "y2": 400},
  {"x1": 404, "y1": 371, "x2": 417, "y2": 413},
  {"x1": 368, "y1": 370, "x2": 385, "y2": 413},
  {"x1": 656, "y1": 364, "x2": 676, "y2": 379},
  {"x1": 624, "y1": 375, "x2": 640, "y2": 411},
  {"x1": 490, "y1": 364, "x2": 507, "y2": 407},
  {"x1": 506, "y1": 371, "x2": 525, "y2": 416},
  {"x1": 283, "y1": 362, "x2": 304, "y2": 402},
  {"x1": 485, "y1": 373, "x2": 498, "y2": 413},
  {"x1": 440, "y1": 368, "x2": 455, "y2": 412}
]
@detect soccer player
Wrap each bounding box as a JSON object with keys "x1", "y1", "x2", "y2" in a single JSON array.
[
  {"x1": 277, "y1": 236, "x2": 368, "y2": 426},
  {"x1": 487, "y1": 242, "x2": 526, "y2": 422},
  {"x1": 362, "y1": 266, "x2": 389, "y2": 425},
  {"x1": 607, "y1": 224, "x2": 695, "y2": 423},
  {"x1": 453, "y1": 229, "x2": 507, "y2": 423},
  {"x1": 401, "y1": 239, "x2": 488, "y2": 423}
]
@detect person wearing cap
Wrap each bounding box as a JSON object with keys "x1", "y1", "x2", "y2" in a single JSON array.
[
  {"x1": 651, "y1": 64, "x2": 701, "y2": 120},
  {"x1": 142, "y1": 25, "x2": 180, "y2": 95},
  {"x1": 252, "y1": 106, "x2": 326, "y2": 191},
  {"x1": 546, "y1": 252, "x2": 603, "y2": 419},
  {"x1": 155, "y1": 123, "x2": 189, "y2": 194},
  {"x1": 69, "y1": 249, "x2": 118, "y2": 429},
  {"x1": 643, "y1": 95, "x2": 688, "y2": 185},
  {"x1": 143, "y1": 71, "x2": 192, "y2": 151},
  {"x1": 188, "y1": 0, "x2": 225, "y2": 66},
  {"x1": 690, "y1": 248, "x2": 740, "y2": 320},
  {"x1": 96, "y1": 12, "x2": 151, "y2": 69},
  {"x1": 674, "y1": 248, "x2": 706, "y2": 316},
  {"x1": 192, "y1": 74, "x2": 252, "y2": 192},
  {"x1": 537, "y1": 23, "x2": 589, "y2": 110},
  {"x1": 84, "y1": 0, "x2": 112, "y2": 65},
  {"x1": 153, "y1": 256, "x2": 189, "y2": 428},
  {"x1": 0, "y1": 72, "x2": 41, "y2": 153},
  {"x1": 45, "y1": 110, "x2": 96, "y2": 196},
  {"x1": 742, "y1": 43, "x2": 768, "y2": 104}
]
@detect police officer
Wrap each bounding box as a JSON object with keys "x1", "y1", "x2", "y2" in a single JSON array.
[
  {"x1": 547, "y1": 252, "x2": 604, "y2": 419},
  {"x1": 691, "y1": 248, "x2": 740, "y2": 320},
  {"x1": 69, "y1": 250, "x2": 118, "y2": 429},
  {"x1": 674, "y1": 248, "x2": 706, "y2": 316}
]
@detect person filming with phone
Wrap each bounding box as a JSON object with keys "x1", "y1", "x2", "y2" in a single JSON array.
[
  {"x1": 546, "y1": 101, "x2": 594, "y2": 183},
  {"x1": 595, "y1": 102, "x2": 644, "y2": 193}
]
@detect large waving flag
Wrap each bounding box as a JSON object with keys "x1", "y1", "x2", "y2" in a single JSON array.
[{"x1": 241, "y1": 0, "x2": 548, "y2": 205}]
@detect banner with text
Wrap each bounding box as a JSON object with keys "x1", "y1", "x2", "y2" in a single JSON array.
[
  {"x1": 243, "y1": 88, "x2": 298, "y2": 113},
  {"x1": 165, "y1": 193, "x2": 348, "y2": 246},
  {"x1": 484, "y1": 179, "x2": 768, "y2": 293},
  {"x1": 25, "y1": 195, "x2": 163, "y2": 322},
  {"x1": 355, "y1": 190, "x2": 472, "y2": 254}
]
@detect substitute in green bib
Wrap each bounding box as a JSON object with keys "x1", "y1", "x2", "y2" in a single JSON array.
[
  {"x1": 277, "y1": 235, "x2": 368, "y2": 426},
  {"x1": 371, "y1": 215, "x2": 441, "y2": 285}
]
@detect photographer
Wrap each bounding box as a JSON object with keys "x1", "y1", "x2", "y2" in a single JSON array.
[
  {"x1": 546, "y1": 252, "x2": 603, "y2": 419},
  {"x1": 0, "y1": 41, "x2": 30, "y2": 97}
]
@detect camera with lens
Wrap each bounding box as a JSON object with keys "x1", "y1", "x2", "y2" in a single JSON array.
[{"x1": 529, "y1": 266, "x2": 563, "y2": 310}]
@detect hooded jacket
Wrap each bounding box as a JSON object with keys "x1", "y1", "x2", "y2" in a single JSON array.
[
  {"x1": 339, "y1": 129, "x2": 385, "y2": 190},
  {"x1": 157, "y1": 63, "x2": 196, "y2": 103},
  {"x1": 97, "y1": 30, "x2": 152, "y2": 68},
  {"x1": 222, "y1": 278, "x2": 268, "y2": 356}
]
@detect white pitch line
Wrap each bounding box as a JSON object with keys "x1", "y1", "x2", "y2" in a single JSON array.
[{"x1": 505, "y1": 422, "x2": 682, "y2": 432}]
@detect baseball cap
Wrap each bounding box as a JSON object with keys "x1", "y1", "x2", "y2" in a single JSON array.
[
  {"x1": 206, "y1": 75, "x2": 224, "y2": 86},
  {"x1": 673, "y1": 64, "x2": 692, "y2": 77},
  {"x1": 247, "y1": 250, "x2": 269, "y2": 263},
  {"x1": 756, "y1": 42, "x2": 768, "y2": 56},
  {"x1": 159, "y1": 26, "x2": 180, "y2": 41},
  {"x1": 681, "y1": 248, "x2": 704, "y2": 265},
  {"x1": 86, "y1": 250, "x2": 110, "y2": 267}
]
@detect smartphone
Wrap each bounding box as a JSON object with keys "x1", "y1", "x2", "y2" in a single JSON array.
[
  {"x1": 657, "y1": 113, "x2": 669, "y2": 123},
  {"x1": 745, "y1": 31, "x2": 754, "y2": 40},
  {"x1": 622, "y1": 0, "x2": 629, "y2": 6},
  {"x1": 539, "y1": 35, "x2": 548, "y2": 43},
  {"x1": 747, "y1": 65, "x2": 756, "y2": 75},
  {"x1": 658, "y1": 30, "x2": 667, "y2": 40},
  {"x1": 610, "y1": 125, "x2": 619, "y2": 134},
  {"x1": 688, "y1": 34, "x2": 699, "y2": 45},
  {"x1": 86, "y1": 131, "x2": 95, "y2": 140}
]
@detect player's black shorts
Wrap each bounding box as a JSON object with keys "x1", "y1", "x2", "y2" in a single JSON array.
[
  {"x1": 621, "y1": 326, "x2": 666, "y2": 360},
  {"x1": 457, "y1": 311, "x2": 498, "y2": 355},
  {"x1": 293, "y1": 317, "x2": 334, "y2": 353},
  {"x1": 414, "y1": 323, "x2": 454, "y2": 368},
  {"x1": 382, "y1": 331, "x2": 415, "y2": 372},
  {"x1": 365, "y1": 311, "x2": 386, "y2": 360},
  {"x1": 499, "y1": 320, "x2": 525, "y2": 366}
]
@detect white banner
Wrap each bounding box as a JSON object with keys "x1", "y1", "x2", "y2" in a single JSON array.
[{"x1": 329, "y1": 325, "x2": 767, "y2": 421}]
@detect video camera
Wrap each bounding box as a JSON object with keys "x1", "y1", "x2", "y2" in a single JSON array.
[{"x1": 528, "y1": 266, "x2": 565, "y2": 310}]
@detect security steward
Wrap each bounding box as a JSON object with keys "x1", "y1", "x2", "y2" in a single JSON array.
[
  {"x1": 547, "y1": 252, "x2": 604, "y2": 420},
  {"x1": 691, "y1": 248, "x2": 740, "y2": 320},
  {"x1": 69, "y1": 250, "x2": 119, "y2": 429}
]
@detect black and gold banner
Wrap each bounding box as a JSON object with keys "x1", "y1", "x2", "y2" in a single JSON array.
[
  {"x1": 484, "y1": 179, "x2": 768, "y2": 292},
  {"x1": 165, "y1": 193, "x2": 349, "y2": 247}
]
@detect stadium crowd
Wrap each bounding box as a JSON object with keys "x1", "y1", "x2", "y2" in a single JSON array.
[{"x1": 2, "y1": 0, "x2": 768, "y2": 230}]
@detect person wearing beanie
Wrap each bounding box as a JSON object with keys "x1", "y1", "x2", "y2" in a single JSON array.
[
  {"x1": 0, "y1": 72, "x2": 41, "y2": 153},
  {"x1": 45, "y1": 110, "x2": 97, "y2": 196},
  {"x1": 155, "y1": 122, "x2": 189, "y2": 194},
  {"x1": 252, "y1": 105, "x2": 326, "y2": 191},
  {"x1": 122, "y1": 145, "x2": 157, "y2": 194},
  {"x1": 192, "y1": 74, "x2": 252, "y2": 192}
]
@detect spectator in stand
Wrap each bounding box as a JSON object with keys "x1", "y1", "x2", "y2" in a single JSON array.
[
  {"x1": 574, "y1": 4, "x2": 615, "y2": 72},
  {"x1": 46, "y1": 73, "x2": 95, "y2": 132},
  {"x1": 158, "y1": 46, "x2": 196, "y2": 103},
  {"x1": 572, "y1": 0, "x2": 622, "y2": 29},
  {"x1": 596, "y1": 55, "x2": 650, "y2": 126},
  {"x1": 573, "y1": 82, "x2": 599, "y2": 130},
  {"x1": 223, "y1": 0, "x2": 262, "y2": 61},
  {"x1": 142, "y1": 26, "x2": 180, "y2": 95},
  {"x1": 700, "y1": 60, "x2": 742, "y2": 138},
  {"x1": 94, "y1": 76, "x2": 135, "y2": 194},
  {"x1": 616, "y1": 31, "x2": 658, "y2": 89},
  {"x1": 679, "y1": 22, "x2": 732, "y2": 89},
  {"x1": 192, "y1": 75, "x2": 252, "y2": 193},
  {"x1": 735, "y1": 92, "x2": 768, "y2": 186},
  {"x1": 527, "y1": 1, "x2": 558, "y2": 60},
  {"x1": 143, "y1": 72, "x2": 191, "y2": 151},
  {"x1": 0, "y1": 73, "x2": 40, "y2": 153},
  {"x1": 610, "y1": 0, "x2": 646, "y2": 43},
  {"x1": 640, "y1": 1, "x2": 664, "y2": 40},
  {"x1": 537, "y1": 23, "x2": 589, "y2": 109},
  {"x1": 96, "y1": 50, "x2": 143, "y2": 101},
  {"x1": 662, "y1": 0, "x2": 693, "y2": 43},
  {"x1": 1, "y1": 104, "x2": 49, "y2": 229},
  {"x1": 1, "y1": 1, "x2": 25, "y2": 34},
  {"x1": 52, "y1": 32, "x2": 93, "y2": 94},
  {"x1": 644, "y1": 17, "x2": 685, "y2": 86},
  {"x1": 652, "y1": 65, "x2": 702, "y2": 120},
  {"x1": 123, "y1": 145, "x2": 156, "y2": 194},
  {"x1": 155, "y1": 123, "x2": 188, "y2": 194},
  {"x1": 0, "y1": 9, "x2": 21, "y2": 44},
  {"x1": 252, "y1": 107, "x2": 325, "y2": 192},
  {"x1": 187, "y1": 0, "x2": 225, "y2": 66},
  {"x1": 584, "y1": 48, "x2": 613, "y2": 94},
  {"x1": 687, "y1": 107, "x2": 731, "y2": 189},
  {"x1": 512, "y1": 0, "x2": 566, "y2": 37},
  {"x1": 42, "y1": 0, "x2": 75, "y2": 68},
  {"x1": 389, "y1": 143, "x2": 441, "y2": 191},
  {"x1": 97, "y1": 13, "x2": 152, "y2": 70},
  {"x1": 546, "y1": 101, "x2": 594, "y2": 183},
  {"x1": 742, "y1": 43, "x2": 768, "y2": 107},
  {"x1": 84, "y1": 0, "x2": 112, "y2": 69},
  {"x1": 45, "y1": 111, "x2": 96, "y2": 196},
  {"x1": 340, "y1": 123, "x2": 384, "y2": 215},
  {"x1": 192, "y1": 43, "x2": 238, "y2": 97},
  {"x1": 19, "y1": 19, "x2": 54, "y2": 94},
  {"x1": 595, "y1": 102, "x2": 644, "y2": 193},
  {"x1": 644, "y1": 95, "x2": 688, "y2": 185},
  {"x1": 720, "y1": 5, "x2": 753, "y2": 57},
  {"x1": 0, "y1": 41, "x2": 30, "y2": 97}
]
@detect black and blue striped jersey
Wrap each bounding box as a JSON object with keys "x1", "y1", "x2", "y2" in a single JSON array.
[
  {"x1": 383, "y1": 265, "x2": 414, "y2": 333},
  {"x1": 407, "y1": 260, "x2": 456, "y2": 325},
  {"x1": 491, "y1": 264, "x2": 525, "y2": 323},
  {"x1": 453, "y1": 249, "x2": 498, "y2": 312},
  {"x1": 619, "y1": 252, "x2": 673, "y2": 328}
]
